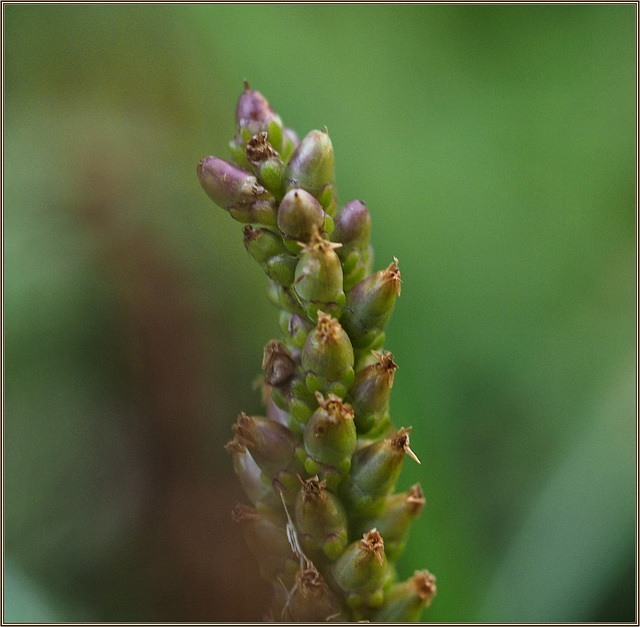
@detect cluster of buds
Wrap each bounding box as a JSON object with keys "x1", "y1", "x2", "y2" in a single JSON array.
[{"x1": 199, "y1": 83, "x2": 436, "y2": 622}]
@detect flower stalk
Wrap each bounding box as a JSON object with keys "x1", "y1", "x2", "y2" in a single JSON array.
[{"x1": 199, "y1": 83, "x2": 436, "y2": 621}]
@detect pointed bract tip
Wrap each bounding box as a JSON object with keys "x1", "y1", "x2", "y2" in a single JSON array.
[{"x1": 362, "y1": 528, "x2": 385, "y2": 565}]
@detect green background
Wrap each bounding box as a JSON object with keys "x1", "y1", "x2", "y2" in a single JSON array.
[{"x1": 4, "y1": 4, "x2": 636, "y2": 622}]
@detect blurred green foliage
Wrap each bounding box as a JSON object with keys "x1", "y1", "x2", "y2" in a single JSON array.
[{"x1": 4, "y1": 4, "x2": 636, "y2": 622}]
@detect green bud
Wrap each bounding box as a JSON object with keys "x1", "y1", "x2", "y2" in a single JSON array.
[
  {"x1": 331, "y1": 529, "x2": 387, "y2": 608},
  {"x1": 280, "y1": 127, "x2": 299, "y2": 163},
  {"x1": 293, "y1": 228, "x2": 345, "y2": 321},
  {"x1": 228, "y1": 198, "x2": 278, "y2": 227},
  {"x1": 243, "y1": 226, "x2": 297, "y2": 286},
  {"x1": 372, "y1": 570, "x2": 436, "y2": 622},
  {"x1": 348, "y1": 350, "x2": 398, "y2": 434},
  {"x1": 285, "y1": 129, "x2": 335, "y2": 200},
  {"x1": 284, "y1": 566, "x2": 345, "y2": 622},
  {"x1": 342, "y1": 427, "x2": 420, "y2": 514},
  {"x1": 340, "y1": 258, "x2": 401, "y2": 349},
  {"x1": 231, "y1": 503, "x2": 297, "y2": 585},
  {"x1": 243, "y1": 225, "x2": 283, "y2": 262},
  {"x1": 304, "y1": 392, "x2": 356, "y2": 475},
  {"x1": 279, "y1": 311, "x2": 313, "y2": 351},
  {"x1": 244, "y1": 131, "x2": 285, "y2": 196},
  {"x1": 294, "y1": 476, "x2": 348, "y2": 561},
  {"x1": 278, "y1": 188, "x2": 329, "y2": 251},
  {"x1": 302, "y1": 311, "x2": 355, "y2": 397},
  {"x1": 356, "y1": 483, "x2": 425, "y2": 561},
  {"x1": 267, "y1": 280, "x2": 306, "y2": 317},
  {"x1": 236, "y1": 82, "x2": 283, "y2": 147},
  {"x1": 231, "y1": 412, "x2": 300, "y2": 479},
  {"x1": 224, "y1": 438, "x2": 280, "y2": 511}
]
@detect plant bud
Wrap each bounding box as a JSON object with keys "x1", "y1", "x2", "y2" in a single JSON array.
[
  {"x1": 302, "y1": 311, "x2": 355, "y2": 398},
  {"x1": 243, "y1": 226, "x2": 297, "y2": 287},
  {"x1": 279, "y1": 311, "x2": 313, "y2": 351},
  {"x1": 284, "y1": 566, "x2": 345, "y2": 622},
  {"x1": 198, "y1": 156, "x2": 268, "y2": 209},
  {"x1": 224, "y1": 438, "x2": 280, "y2": 510},
  {"x1": 278, "y1": 188, "x2": 331, "y2": 251},
  {"x1": 294, "y1": 476, "x2": 348, "y2": 561},
  {"x1": 285, "y1": 129, "x2": 335, "y2": 201},
  {"x1": 244, "y1": 131, "x2": 285, "y2": 195},
  {"x1": 372, "y1": 570, "x2": 436, "y2": 622},
  {"x1": 267, "y1": 280, "x2": 306, "y2": 316},
  {"x1": 303, "y1": 392, "x2": 356, "y2": 479},
  {"x1": 293, "y1": 228, "x2": 345, "y2": 320},
  {"x1": 262, "y1": 339, "x2": 297, "y2": 388},
  {"x1": 340, "y1": 258, "x2": 401, "y2": 349},
  {"x1": 356, "y1": 483, "x2": 425, "y2": 561},
  {"x1": 280, "y1": 127, "x2": 299, "y2": 162},
  {"x1": 332, "y1": 200, "x2": 372, "y2": 250},
  {"x1": 342, "y1": 427, "x2": 420, "y2": 514},
  {"x1": 331, "y1": 529, "x2": 387, "y2": 609},
  {"x1": 236, "y1": 82, "x2": 283, "y2": 147},
  {"x1": 348, "y1": 350, "x2": 398, "y2": 434},
  {"x1": 232, "y1": 412, "x2": 300, "y2": 479},
  {"x1": 228, "y1": 198, "x2": 278, "y2": 226},
  {"x1": 231, "y1": 503, "x2": 297, "y2": 585}
]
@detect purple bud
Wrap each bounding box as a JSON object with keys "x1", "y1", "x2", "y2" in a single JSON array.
[
  {"x1": 236, "y1": 82, "x2": 282, "y2": 137},
  {"x1": 197, "y1": 155, "x2": 262, "y2": 208},
  {"x1": 332, "y1": 200, "x2": 372, "y2": 250}
]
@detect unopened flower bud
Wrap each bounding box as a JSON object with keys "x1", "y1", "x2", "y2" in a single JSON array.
[
  {"x1": 372, "y1": 570, "x2": 436, "y2": 622},
  {"x1": 279, "y1": 311, "x2": 313, "y2": 351},
  {"x1": 340, "y1": 258, "x2": 402, "y2": 349},
  {"x1": 285, "y1": 129, "x2": 335, "y2": 202},
  {"x1": 303, "y1": 392, "x2": 357, "y2": 478},
  {"x1": 244, "y1": 131, "x2": 285, "y2": 195},
  {"x1": 262, "y1": 339, "x2": 297, "y2": 388},
  {"x1": 348, "y1": 350, "x2": 398, "y2": 434},
  {"x1": 280, "y1": 127, "x2": 299, "y2": 162},
  {"x1": 236, "y1": 82, "x2": 283, "y2": 145},
  {"x1": 294, "y1": 476, "x2": 348, "y2": 561},
  {"x1": 231, "y1": 503, "x2": 297, "y2": 584},
  {"x1": 302, "y1": 311, "x2": 355, "y2": 398},
  {"x1": 342, "y1": 427, "x2": 420, "y2": 514},
  {"x1": 332, "y1": 200, "x2": 372, "y2": 250},
  {"x1": 225, "y1": 438, "x2": 279, "y2": 510},
  {"x1": 285, "y1": 566, "x2": 345, "y2": 622},
  {"x1": 278, "y1": 189, "x2": 332, "y2": 251},
  {"x1": 331, "y1": 529, "x2": 387, "y2": 609},
  {"x1": 357, "y1": 483, "x2": 425, "y2": 561},
  {"x1": 198, "y1": 156, "x2": 267, "y2": 209},
  {"x1": 293, "y1": 228, "x2": 345, "y2": 320},
  {"x1": 232, "y1": 412, "x2": 300, "y2": 479}
]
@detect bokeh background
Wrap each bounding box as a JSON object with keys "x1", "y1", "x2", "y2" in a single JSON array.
[{"x1": 4, "y1": 4, "x2": 636, "y2": 623}]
